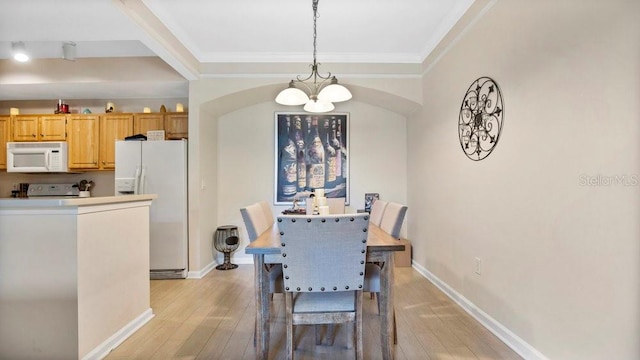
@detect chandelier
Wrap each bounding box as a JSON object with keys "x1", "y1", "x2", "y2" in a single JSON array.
[{"x1": 275, "y1": 0, "x2": 352, "y2": 113}]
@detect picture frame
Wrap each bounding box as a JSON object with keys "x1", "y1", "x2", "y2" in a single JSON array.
[
  {"x1": 274, "y1": 112, "x2": 349, "y2": 205},
  {"x1": 364, "y1": 193, "x2": 379, "y2": 213}
]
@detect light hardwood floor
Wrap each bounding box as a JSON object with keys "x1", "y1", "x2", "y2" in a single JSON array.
[{"x1": 105, "y1": 265, "x2": 522, "y2": 360}]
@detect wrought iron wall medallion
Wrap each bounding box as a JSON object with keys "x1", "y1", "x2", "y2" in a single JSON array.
[{"x1": 458, "y1": 77, "x2": 504, "y2": 161}]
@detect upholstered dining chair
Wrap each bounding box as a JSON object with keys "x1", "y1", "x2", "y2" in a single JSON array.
[
  {"x1": 379, "y1": 202, "x2": 408, "y2": 239},
  {"x1": 368, "y1": 200, "x2": 388, "y2": 226},
  {"x1": 258, "y1": 200, "x2": 274, "y2": 227},
  {"x1": 326, "y1": 197, "x2": 346, "y2": 214},
  {"x1": 365, "y1": 202, "x2": 407, "y2": 345},
  {"x1": 240, "y1": 202, "x2": 284, "y2": 344},
  {"x1": 277, "y1": 213, "x2": 370, "y2": 360},
  {"x1": 241, "y1": 203, "x2": 268, "y2": 241},
  {"x1": 241, "y1": 202, "x2": 283, "y2": 292}
]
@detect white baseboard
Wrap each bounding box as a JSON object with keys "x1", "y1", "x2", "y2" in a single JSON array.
[
  {"x1": 187, "y1": 255, "x2": 254, "y2": 279},
  {"x1": 231, "y1": 254, "x2": 254, "y2": 265},
  {"x1": 81, "y1": 308, "x2": 154, "y2": 360},
  {"x1": 411, "y1": 261, "x2": 548, "y2": 360},
  {"x1": 187, "y1": 260, "x2": 217, "y2": 279}
]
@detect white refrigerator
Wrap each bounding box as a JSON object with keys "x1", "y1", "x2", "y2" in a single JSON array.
[{"x1": 115, "y1": 140, "x2": 188, "y2": 279}]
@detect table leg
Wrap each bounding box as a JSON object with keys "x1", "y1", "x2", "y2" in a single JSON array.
[
  {"x1": 379, "y1": 252, "x2": 396, "y2": 360},
  {"x1": 254, "y1": 254, "x2": 270, "y2": 360}
]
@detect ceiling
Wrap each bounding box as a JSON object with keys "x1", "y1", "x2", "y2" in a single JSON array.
[{"x1": 0, "y1": 0, "x2": 475, "y2": 101}]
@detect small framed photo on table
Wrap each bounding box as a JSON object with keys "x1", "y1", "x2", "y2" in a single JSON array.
[{"x1": 364, "y1": 193, "x2": 379, "y2": 213}]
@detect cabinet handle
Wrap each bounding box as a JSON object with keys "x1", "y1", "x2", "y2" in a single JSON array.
[
  {"x1": 40, "y1": 134, "x2": 44, "y2": 137},
  {"x1": 32, "y1": 134, "x2": 36, "y2": 137}
]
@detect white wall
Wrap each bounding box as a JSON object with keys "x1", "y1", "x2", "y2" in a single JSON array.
[
  {"x1": 409, "y1": 0, "x2": 640, "y2": 359},
  {"x1": 216, "y1": 100, "x2": 407, "y2": 264}
]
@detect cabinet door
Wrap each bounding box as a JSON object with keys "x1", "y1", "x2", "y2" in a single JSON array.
[
  {"x1": 99, "y1": 114, "x2": 134, "y2": 169},
  {"x1": 12, "y1": 115, "x2": 38, "y2": 141},
  {"x1": 0, "y1": 116, "x2": 10, "y2": 169},
  {"x1": 67, "y1": 115, "x2": 99, "y2": 169},
  {"x1": 134, "y1": 114, "x2": 164, "y2": 137},
  {"x1": 39, "y1": 115, "x2": 67, "y2": 141},
  {"x1": 164, "y1": 113, "x2": 188, "y2": 139}
]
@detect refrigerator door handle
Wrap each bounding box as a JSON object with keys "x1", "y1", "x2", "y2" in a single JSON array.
[
  {"x1": 133, "y1": 166, "x2": 141, "y2": 195},
  {"x1": 139, "y1": 166, "x2": 147, "y2": 194}
]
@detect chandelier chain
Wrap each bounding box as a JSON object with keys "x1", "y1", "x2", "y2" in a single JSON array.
[{"x1": 312, "y1": 0, "x2": 318, "y2": 67}]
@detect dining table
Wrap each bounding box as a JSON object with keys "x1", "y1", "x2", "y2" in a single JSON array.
[{"x1": 245, "y1": 219, "x2": 405, "y2": 360}]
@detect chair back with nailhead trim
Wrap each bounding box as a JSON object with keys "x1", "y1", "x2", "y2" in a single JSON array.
[{"x1": 277, "y1": 213, "x2": 369, "y2": 293}]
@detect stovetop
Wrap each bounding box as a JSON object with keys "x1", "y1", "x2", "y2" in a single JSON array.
[{"x1": 27, "y1": 183, "x2": 79, "y2": 197}]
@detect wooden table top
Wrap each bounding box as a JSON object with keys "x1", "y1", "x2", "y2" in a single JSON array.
[{"x1": 245, "y1": 221, "x2": 405, "y2": 255}]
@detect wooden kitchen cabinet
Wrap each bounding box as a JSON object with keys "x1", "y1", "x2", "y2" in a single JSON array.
[
  {"x1": 40, "y1": 115, "x2": 67, "y2": 140},
  {"x1": 12, "y1": 114, "x2": 66, "y2": 141},
  {"x1": 67, "y1": 115, "x2": 100, "y2": 169},
  {"x1": 164, "y1": 113, "x2": 188, "y2": 139},
  {"x1": 0, "y1": 116, "x2": 10, "y2": 169},
  {"x1": 134, "y1": 113, "x2": 164, "y2": 137},
  {"x1": 99, "y1": 114, "x2": 133, "y2": 169}
]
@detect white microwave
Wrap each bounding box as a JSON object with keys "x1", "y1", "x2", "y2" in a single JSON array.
[{"x1": 6, "y1": 142, "x2": 69, "y2": 173}]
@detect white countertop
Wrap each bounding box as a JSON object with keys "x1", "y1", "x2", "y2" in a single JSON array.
[{"x1": 0, "y1": 194, "x2": 157, "y2": 209}]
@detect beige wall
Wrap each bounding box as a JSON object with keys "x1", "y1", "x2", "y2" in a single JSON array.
[
  {"x1": 409, "y1": 0, "x2": 640, "y2": 359},
  {"x1": 186, "y1": 77, "x2": 416, "y2": 272},
  {"x1": 215, "y1": 101, "x2": 408, "y2": 263},
  {"x1": 3, "y1": 1, "x2": 638, "y2": 357}
]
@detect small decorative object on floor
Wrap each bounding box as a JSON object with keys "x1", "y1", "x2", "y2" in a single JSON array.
[{"x1": 214, "y1": 225, "x2": 239, "y2": 270}]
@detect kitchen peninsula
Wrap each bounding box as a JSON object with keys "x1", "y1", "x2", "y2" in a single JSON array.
[{"x1": 0, "y1": 194, "x2": 156, "y2": 360}]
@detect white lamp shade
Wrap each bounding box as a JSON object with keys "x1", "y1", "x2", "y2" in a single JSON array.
[
  {"x1": 304, "y1": 99, "x2": 335, "y2": 113},
  {"x1": 276, "y1": 86, "x2": 309, "y2": 106},
  {"x1": 318, "y1": 83, "x2": 352, "y2": 103}
]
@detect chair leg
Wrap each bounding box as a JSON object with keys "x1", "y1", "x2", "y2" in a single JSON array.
[
  {"x1": 374, "y1": 295, "x2": 397, "y2": 344},
  {"x1": 327, "y1": 324, "x2": 335, "y2": 346},
  {"x1": 315, "y1": 325, "x2": 322, "y2": 345},
  {"x1": 393, "y1": 310, "x2": 398, "y2": 345},
  {"x1": 355, "y1": 291, "x2": 363, "y2": 360},
  {"x1": 285, "y1": 293, "x2": 294, "y2": 360}
]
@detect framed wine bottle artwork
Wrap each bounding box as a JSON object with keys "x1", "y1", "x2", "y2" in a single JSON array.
[{"x1": 274, "y1": 112, "x2": 349, "y2": 205}]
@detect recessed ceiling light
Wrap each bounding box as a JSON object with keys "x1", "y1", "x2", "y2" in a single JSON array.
[{"x1": 12, "y1": 42, "x2": 29, "y2": 62}]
